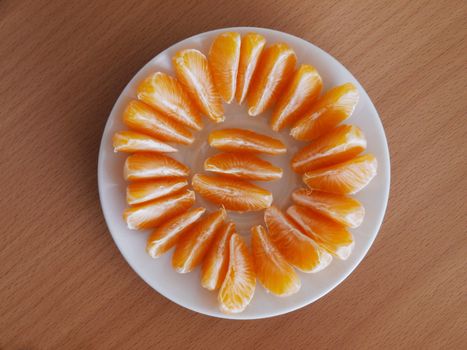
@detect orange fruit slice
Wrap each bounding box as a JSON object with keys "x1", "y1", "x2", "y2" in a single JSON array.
[
  {"x1": 123, "y1": 100, "x2": 194, "y2": 145},
  {"x1": 201, "y1": 221, "x2": 235, "y2": 290},
  {"x1": 137, "y1": 72, "x2": 203, "y2": 131},
  {"x1": 146, "y1": 207, "x2": 206, "y2": 258},
  {"x1": 173, "y1": 49, "x2": 224, "y2": 123},
  {"x1": 292, "y1": 188, "x2": 364, "y2": 228},
  {"x1": 291, "y1": 124, "x2": 366, "y2": 173},
  {"x1": 287, "y1": 205, "x2": 354, "y2": 259},
  {"x1": 208, "y1": 128, "x2": 286, "y2": 155},
  {"x1": 247, "y1": 43, "x2": 297, "y2": 116},
  {"x1": 124, "y1": 153, "x2": 189, "y2": 181},
  {"x1": 271, "y1": 64, "x2": 323, "y2": 131},
  {"x1": 192, "y1": 174, "x2": 273, "y2": 212},
  {"x1": 204, "y1": 152, "x2": 283, "y2": 181},
  {"x1": 126, "y1": 178, "x2": 188, "y2": 205},
  {"x1": 112, "y1": 130, "x2": 177, "y2": 153},
  {"x1": 303, "y1": 153, "x2": 377, "y2": 194},
  {"x1": 235, "y1": 33, "x2": 266, "y2": 104},
  {"x1": 251, "y1": 225, "x2": 300, "y2": 296},
  {"x1": 209, "y1": 32, "x2": 241, "y2": 103},
  {"x1": 218, "y1": 234, "x2": 256, "y2": 314},
  {"x1": 123, "y1": 189, "x2": 195, "y2": 230},
  {"x1": 264, "y1": 206, "x2": 332, "y2": 272},
  {"x1": 172, "y1": 208, "x2": 226, "y2": 273},
  {"x1": 290, "y1": 83, "x2": 359, "y2": 141}
]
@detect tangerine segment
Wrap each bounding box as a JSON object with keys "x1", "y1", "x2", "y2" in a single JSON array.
[
  {"x1": 271, "y1": 64, "x2": 323, "y2": 131},
  {"x1": 123, "y1": 189, "x2": 195, "y2": 230},
  {"x1": 235, "y1": 33, "x2": 266, "y2": 104},
  {"x1": 290, "y1": 83, "x2": 359, "y2": 141},
  {"x1": 124, "y1": 153, "x2": 189, "y2": 181},
  {"x1": 291, "y1": 124, "x2": 366, "y2": 173},
  {"x1": 172, "y1": 208, "x2": 226, "y2": 273},
  {"x1": 209, "y1": 32, "x2": 241, "y2": 103},
  {"x1": 173, "y1": 49, "x2": 224, "y2": 122},
  {"x1": 247, "y1": 43, "x2": 297, "y2": 116},
  {"x1": 292, "y1": 188, "x2": 364, "y2": 228},
  {"x1": 192, "y1": 174, "x2": 273, "y2": 212},
  {"x1": 123, "y1": 100, "x2": 194, "y2": 145},
  {"x1": 303, "y1": 153, "x2": 377, "y2": 194},
  {"x1": 218, "y1": 234, "x2": 256, "y2": 314},
  {"x1": 251, "y1": 225, "x2": 300, "y2": 297},
  {"x1": 204, "y1": 153, "x2": 283, "y2": 181},
  {"x1": 201, "y1": 222, "x2": 235, "y2": 290},
  {"x1": 127, "y1": 178, "x2": 188, "y2": 205},
  {"x1": 264, "y1": 206, "x2": 332, "y2": 272},
  {"x1": 112, "y1": 131, "x2": 177, "y2": 153},
  {"x1": 208, "y1": 128, "x2": 286, "y2": 155},
  {"x1": 287, "y1": 205, "x2": 354, "y2": 259},
  {"x1": 137, "y1": 72, "x2": 203, "y2": 131},
  {"x1": 146, "y1": 207, "x2": 206, "y2": 258}
]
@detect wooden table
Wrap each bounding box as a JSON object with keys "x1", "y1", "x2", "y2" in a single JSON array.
[{"x1": 1, "y1": 1, "x2": 466, "y2": 349}]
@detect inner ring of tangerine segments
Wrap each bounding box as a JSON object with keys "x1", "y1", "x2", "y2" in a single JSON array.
[{"x1": 173, "y1": 102, "x2": 304, "y2": 236}]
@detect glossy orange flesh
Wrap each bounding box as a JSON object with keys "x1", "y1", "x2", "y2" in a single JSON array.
[
  {"x1": 291, "y1": 124, "x2": 366, "y2": 173},
  {"x1": 204, "y1": 152, "x2": 283, "y2": 181},
  {"x1": 123, "y1": 189, "x2": 195, "y2": 230},
  {"x1": 172, "y1": 208, "x2": 226, "y2": 273},
  {"x1": 146, "y1": 207, "x2": 206, "y2": 258},
  {"x1": 251, "y1": 225, "x2": 300, "y2": 296},
  {"x1": 218, "y1": 234, "x2": 256, "y2": 314},
  {"x1": 292, "y1": 188, "x2": 364, "y2": 228},
  {"x1": 126, "y1": 178, "x2": 188, "y2": 205},
  {"x1": 201, "y1": 221, "x2": 235, "y2": 290},
  {"x1": 290, "y1": 83, "x2": 359, "y2": 141},
  {"x1": 112, "y1": 130, "x2": 177, "y2": 153},
  {"x1": 302, "y1": 153, "x2": 377, "y2": 194},
  {"x1": 192, "y1": 174, "x2": 273, "y2": 212},
  {"x1": 208, "y1": 128, "x2": 286, "y2": 155},
  {"x1": 123, "y1": 100, "x2": 194, "y2": 144},
  {"x1": 124, "y1": 153, "x2": 189, "y2": 181},
  {"x1": 271, "y1": 64, "x2": 322, "y2": 131},
  {"x1": 264, "y1": 206, "x2": 332, "y2": 272}
]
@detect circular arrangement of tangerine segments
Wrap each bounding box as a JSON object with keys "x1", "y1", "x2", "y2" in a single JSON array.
[{"x1": 99, "y1": 29, "x2": 389, "y2": 318}]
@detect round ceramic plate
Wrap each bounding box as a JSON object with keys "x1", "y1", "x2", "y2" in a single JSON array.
[{"x1": 98, "y1": 27, "x2": 390, "y2": 319}]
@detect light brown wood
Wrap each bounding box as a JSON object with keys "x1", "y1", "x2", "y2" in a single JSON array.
[{"x1": 1, "y1": 1, "x2": 466, "y2": 349}]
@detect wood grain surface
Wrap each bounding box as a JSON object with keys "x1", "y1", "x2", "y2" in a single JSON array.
[{"x1": 1, "y1": 1, "x2": 466, "y2": 349}]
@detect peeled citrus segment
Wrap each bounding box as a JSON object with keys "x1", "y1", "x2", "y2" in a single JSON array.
[
  {"x1": 209, "y1": 32, "x2": 241, "y2": 103},
  {"x1": 112, "y1": 130, "x2": 176, "y2": 154},
  {"x1": 208, "y1": 128, "x2": 286, "y2": 155},
  {"x1": 173, "y1": 49, "x2": 224, "y2": 123},
  {"x1": 290, "y1": 83, "x2": 359, "y2": 141},
  {"x1": 247, "y1": 43, "x2": 297, "y2": 116},
  {"x1": 137, "y1": 72, "x2": 203, "y2": 131},
  {"x1": 123, "y1": 100, "x2": 194, "y2": 145},
  {"x1": 303, "y1": 153, "x2": 377, "y2": 194},
  {"x1": 292, "y1": 124, "x2": 366, "y2": 173},
  {"x1": 271, "y1": 64, "x2": 323, "y2": 131},
  {"x1": 204, "y1": 152, "x2": 283, "y2": 181},
  {"x1": 201, "y1": 221, "x2": 235, "y2": 290},
  {"x1": 172, "y1": 208, "x2": 226, "y2": 273},
  {"x1": 124, "y1": 153, "x2": 189, "y2": 181},
  {"x1": 251, "y1": 225, "x2": 300, "y2": 297},
  {"x1": 218, "y1": 234, "x2": 256, "y2": 314},
  {"x1": 192, "y1": 174, "x2": 272, "y2": 212},
  {"x1": 292, "y1": 188, "x2": 364, "y2": 228},
  {"x1": 126, "y1": 178, "x2": 188, "y2": 205},
  {"x1": 235, "y1": 33, "x2": 266, "y2": 104},
  {"x1": 146, "y1": 207, "x2": 206, "y2": 258},
  {"x1": 264, "y1": 206, "x2": 332, "y2": 272},
  {"x1": 287, "y1": 205, "x2": 354, "y2": 259},
  {"x1": 123, "y1": 189, "x2": 195, "y2": 230}
]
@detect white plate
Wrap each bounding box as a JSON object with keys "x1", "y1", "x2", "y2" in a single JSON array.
[{"x1": 98, "y1": 27, "x2": 390, "y2": 319}]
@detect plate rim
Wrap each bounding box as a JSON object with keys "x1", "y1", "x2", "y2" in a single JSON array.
[{"x1": 97, "y1": 26, "x2": 391, "y2": 320}]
